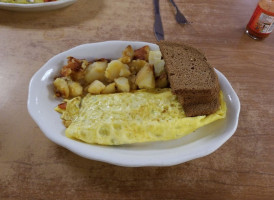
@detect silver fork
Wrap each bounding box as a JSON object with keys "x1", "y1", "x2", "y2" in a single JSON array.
[{"x1": 169, "y1": 0, "x2": 189, "y2": 25}]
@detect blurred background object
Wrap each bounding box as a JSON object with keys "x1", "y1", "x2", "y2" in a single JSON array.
[{"x1": 246, "y1": 0, "x2": 274, "y2": 39}]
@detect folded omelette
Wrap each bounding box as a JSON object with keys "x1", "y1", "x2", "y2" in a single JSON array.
[{"x1": 56, "y1": 88, "x2": 226, "y2": 145}]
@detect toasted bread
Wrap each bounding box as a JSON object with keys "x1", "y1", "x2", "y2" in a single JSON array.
[
  {"x1": 183, "y1": 96, "x2": 220, "y2": 117},
  {"x1": 158, "y1": 41, "x2": 220, "y2": 116},
  {"x1": 177, "y1": 91, "x2": 219, "y2": 106},
  {"x1": 158, "y1": 41, "x2": 219, "y2": 96}
]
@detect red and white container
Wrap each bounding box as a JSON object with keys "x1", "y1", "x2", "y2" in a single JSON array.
[{"x1": 246, "y1": 0, "x2": 274, "y2": 39}]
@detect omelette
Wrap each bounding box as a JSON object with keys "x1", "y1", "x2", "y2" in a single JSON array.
[{"x1": 56, "y1": 88, "x2": 226, "y2": 145}]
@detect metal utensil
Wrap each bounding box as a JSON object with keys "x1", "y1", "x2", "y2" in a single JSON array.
[
  {"x1": 169, "y1": 0, "x2": 189, "y2": 25},
  {"x1": 153, "y1": 0, "x2": 164, "y2": 41}
]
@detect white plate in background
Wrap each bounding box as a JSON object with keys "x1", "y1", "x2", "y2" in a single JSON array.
[
  {"x1": 0, "y1": 0, "x2": 76, "y2": 11},
  {"x1": 27, "y1": 41, "x2": 240, "y2": 167}
]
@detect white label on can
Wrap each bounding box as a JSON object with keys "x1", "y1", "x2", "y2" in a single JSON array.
[{"x1": 258, "y1": 13, "x2": 274, "y2": 33}]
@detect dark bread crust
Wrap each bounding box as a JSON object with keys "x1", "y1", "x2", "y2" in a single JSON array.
[
  {"x1": 183, "y1": 96, "x2": 220, "y2": 117},
  {"x1": 177, "y1": 91, "x2": 219, "y2": 106},
  {"x1": 177, "y1": 82, "x2": 220, "y2": 105},
  {"x1": 158, "y1": 41, "x2": 221, "y2": 116}
]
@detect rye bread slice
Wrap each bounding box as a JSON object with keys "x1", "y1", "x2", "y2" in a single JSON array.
[
  {"x1": 183, "y1": 96, "x2": 220, "y2": 117},
  {"x1": 177, "y1": 82, "x2": 220, "y2": 105},
  {"x1": 158, "y1": 41, "x2": 220, "y2": 97},
  {"x1": 177, "y1": 91, "x2": 219, "y2": 106}
]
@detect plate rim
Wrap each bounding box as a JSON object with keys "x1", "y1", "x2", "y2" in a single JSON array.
[
  {"x1": 27, "y1": 40, "x2": 241, "y2": 167},
  {"x1": 0, "y1": 0, "x2": 77, "y2": 11}
]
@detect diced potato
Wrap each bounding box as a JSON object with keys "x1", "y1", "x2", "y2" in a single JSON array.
[
  {"x1": 148, "y1": 50, "x2": 162, "y2": 64},
  {"x1": 119, "y1": 45, "x2": 134, "y2": 64},
  {"x1": 81, "y1": 60, "x2": 89, "y2": 69},
  {"x1": 105, "y1": 60, "x2": 122, "y2": 80},
  {"x1": 128, "y1": 60, "x2": 147, "y2": 74},
  {"x1": 135, "y1": 64, "x2": 155, "y2": 89},
  {"x1": 114, "y1": 77, "x2": 130, "y2": 92},
  {"x1": 102, "y1": 83, "x2": 116, "y2": 94},
  {"x1": 60, "y1": 67, "x2": 72, "y2": 78},
  {"x1": 87, "y1": 80, "x2": 105, "y2": 94},
  {"x1": 128, "y1": 75, "x2": 137, "y2": 90},
  {"x1": 71, "y1": 71, "x2": 85, "y2": 82},
  {"x1": 155, "y1": 71, "x2": 169, "y2": 88},
  {"x1": 134, "y1": 45, "x2": 150, "y2": 61},
  {"x1": 53, "y1": 77, "x2": 69, "y2": 98},
  {"x1": 68, "y1": 81, "x2": 83, "y2": 97},
  {"x1": 105, "y1": 60, "x2": 131, "y2": 81},
  {"x1": 153, "y1": 59, "x2": 165, "y2": 77},
  {"x1": 119, "y1": 66, "x2": 131, "y2": 77},
  {"x1": 60, "y1": 57, "x2": 84, "y2": 77},
  {"x1": 85, "y1": 61, "x2": 108, "y2": 84},
  {"x1": 149, "y1": 51, "x2": 165, "y2": 77}
]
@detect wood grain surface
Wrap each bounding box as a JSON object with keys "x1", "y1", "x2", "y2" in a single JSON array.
[{"x1": 0, "y1": 0, "x2": 273, "y2": 199}]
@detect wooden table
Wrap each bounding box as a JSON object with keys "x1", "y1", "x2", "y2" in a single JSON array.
[{"x1": 0, "y1": 0, "x2": 273, "y2": 199}]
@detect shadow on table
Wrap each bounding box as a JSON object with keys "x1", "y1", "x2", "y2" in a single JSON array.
[{"x1": 0, "y1": 0, "x2": 103, "y2": 29}]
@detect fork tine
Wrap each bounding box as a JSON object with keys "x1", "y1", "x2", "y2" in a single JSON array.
[
  {"x1": 176, "y1": 11, "x2": 189, "y2": 24},
  {"x1": 169, "y1": 0, "x2": 189, "y2": 25}
]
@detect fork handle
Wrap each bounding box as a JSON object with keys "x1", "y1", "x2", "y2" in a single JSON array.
[{"x1": 169, "y1": 0, "x2": 179, "y2": 12}]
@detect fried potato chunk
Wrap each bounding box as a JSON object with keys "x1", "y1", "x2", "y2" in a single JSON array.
[
  {"x1": 128, "y1": 59, "x2": 147, "y2": 75},
  {"x1": 60, "y1": 57, "x2": 87, "y2": 79},
  {"x1": 54, "y1": 77, "x2": 69, "y2": 98},
  {"x1": 153, "y1": 60, "x2": 165, "y2": 77},
  {"x1": 134, "y1": 45, "x2": 150, "y2": 61},
  {"x1": 114, "y1": 77, "x2": 130, "y2": 92},
  {"x1": 68, "y1": 81, "x2": 83, "y2": 97},
  {"x1": 135, "y1": 64, "x2": 155, "y2": 89},
  {"x1": 128, "y1": 75, "x2": 138, "y2": 90},
  {"x1": 85, "y1": 61, "x2": 108, "y2": 84},
  {"x1": 119, "y1": 45, "x2": 134, "y2": 64},
  {"x1": 105, "y1": 60, "x2": 131, "y2": 81},
  {"x1": 148, "y1": 50, "x2": 162, "y2": 64},
  {"x1": 149, "y1": 51, "x2": 165, "y2": 77},
  {"x1": 87, "y1": 80, "x2": 106, "y2": 94},
  {"x1": 102, "y1": 83, "x2": 116, "y2": 94},
  {"x1": 155, "y1": 71, "x2": 169, "y2": 88}
]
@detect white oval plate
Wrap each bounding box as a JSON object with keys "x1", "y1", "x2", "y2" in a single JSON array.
[
  {"x1": 28, "y1": 41, "x2": 240, "y2": 167},
  {"x1": 0, "y1": 0, "x2": 76, "y2": 11}
]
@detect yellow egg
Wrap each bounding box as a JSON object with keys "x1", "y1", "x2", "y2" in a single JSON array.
[{"x1": 58, "y1": 89, "x2": 226, "y2": 145}]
